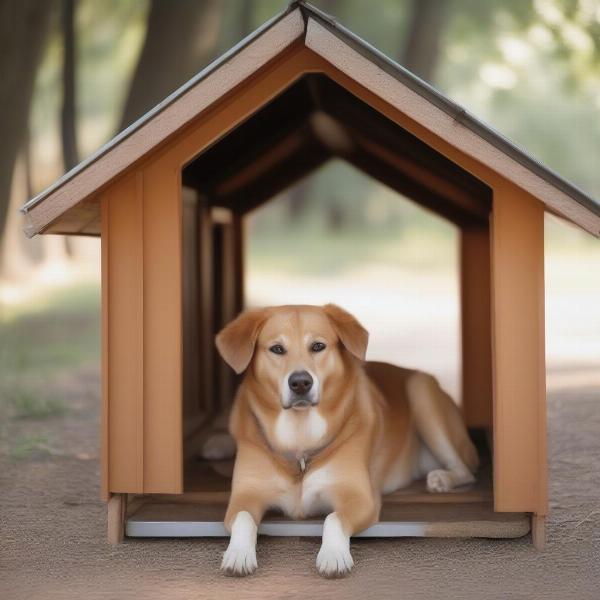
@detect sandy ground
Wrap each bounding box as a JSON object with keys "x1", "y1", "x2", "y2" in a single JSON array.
[{"x1": 1, "y1": 361, "x2": 599, "y2": 600}]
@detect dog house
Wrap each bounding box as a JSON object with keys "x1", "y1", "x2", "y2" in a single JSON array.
[{"x1": 19, "y1": 1, "x2": 600, "y2": 551}]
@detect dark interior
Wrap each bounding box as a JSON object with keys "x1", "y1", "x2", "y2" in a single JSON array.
[
  {"x1": 182, "y1": 74, "x2": 492, "y2": 224},
  {"x1": 180, "y1": 73, "x2": 493, "y2": 476}
]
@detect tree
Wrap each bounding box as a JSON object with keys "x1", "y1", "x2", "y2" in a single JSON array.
[
  {"x1": 0, "y1": 0, "x2": 55, "y2": 274},
  {"x1": 119, "y1": 0, "x2": 222, "y2": 132},
  {"x1": 61, "y1": 0, "x2": 79, "y2": 172},
  {"x1": 400, "y1": 0, "x2": 451, "y2": 82}
]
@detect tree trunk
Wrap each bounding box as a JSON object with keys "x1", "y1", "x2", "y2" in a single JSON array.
[
  {"x1": 119, "y1": 0, "x2": 222, "y2": 131},
  {"x1": 61, "y1": 0, "x2": 78, "y2": 172},
  {"x1": 400, "y1": 0, "x2": 451, "y2": 83},
  {"x1": 0, "y1": 0, "x2": 54, "y2": 275}
]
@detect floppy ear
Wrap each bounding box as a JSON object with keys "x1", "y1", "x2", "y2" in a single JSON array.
[
  {"x1": 323, "y1": 304, "x2": 369, "y2": 361},
  {"x1": 215, "y1": 308, "x2": 269, "y2": 374}
]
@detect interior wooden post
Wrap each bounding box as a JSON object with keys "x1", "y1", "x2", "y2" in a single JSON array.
[
  {"x1": 460, "y1": 226, "x2": 493, "y2": 429},
  {"x1": 197, "y1": 198, "x2": 215, "y2": 416},
  {"x1": 212, "y1": 209, "x2": 238, "y2": 413},
  {"x1": 182, "y1": 187, "x2": 202, "y2": 438},
  {"x1": 491, "y1": 184, "x2": 548, "y2": 519},
  {"x1": 232, "y1": 212, "x2": 245, "y2": 315}
]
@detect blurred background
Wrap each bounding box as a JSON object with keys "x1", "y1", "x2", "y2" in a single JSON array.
[{"x1": 0, "y1": 0, "x2": 599, "y2": 460}]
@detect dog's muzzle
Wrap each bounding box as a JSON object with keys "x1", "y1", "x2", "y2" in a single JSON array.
[{"x1": 285, "y1": 370, "x2": 318, "y2": 409}]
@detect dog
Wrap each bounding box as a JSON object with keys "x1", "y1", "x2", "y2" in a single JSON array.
[{"x1": 210, "y1": 304, "x2": 479, "y2": 577}]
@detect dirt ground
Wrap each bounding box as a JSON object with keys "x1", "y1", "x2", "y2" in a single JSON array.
[{"x1": 1, "y1": 361, "x2": 599, "y2": 600}]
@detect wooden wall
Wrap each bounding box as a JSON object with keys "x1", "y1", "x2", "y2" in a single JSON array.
[{"x1": 99, "y1": 42, "x2": 548, "y2": 517}]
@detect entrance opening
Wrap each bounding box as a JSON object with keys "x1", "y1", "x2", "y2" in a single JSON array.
[{"x1": 179, "y1": 73, "x2": 493, "y2": 507}]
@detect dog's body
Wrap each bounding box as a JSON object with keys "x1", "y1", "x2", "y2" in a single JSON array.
[{"x1": 213, "y1": 305, "x2": 479, "y2": 577}]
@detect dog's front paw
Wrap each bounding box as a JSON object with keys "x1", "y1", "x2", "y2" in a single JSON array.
[
  {"x1": 317, "y1": 512, "x2": 354, "y2": 577},
  {"x1": 426, "y1": 469, "x2": 453, "y2": 493},
  {"x1": 316, "y1": 543, "x2": 354, "y2": 577},
  {"x1": 221, "y1": 511, "x2": 258, "y2": 576},
  {"x1": 221, "y1": 542, "x2": 257, "y2": 576}
]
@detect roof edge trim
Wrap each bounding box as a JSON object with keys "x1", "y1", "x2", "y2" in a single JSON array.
[
  {"x1": 20, "y1": 5, "x2": 305, "y2": 220},
  {"x1": 304, "y1": 10, "x2": 600, "y2": 236}
]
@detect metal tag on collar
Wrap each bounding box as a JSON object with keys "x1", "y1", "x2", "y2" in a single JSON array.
[{"x1": 299, "y1": 456, "x2": 306, "y2": 472}]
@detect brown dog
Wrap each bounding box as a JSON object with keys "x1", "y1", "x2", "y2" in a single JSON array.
[{"x1": 212, "y1": 304, "x2": 478, "y2": 577}]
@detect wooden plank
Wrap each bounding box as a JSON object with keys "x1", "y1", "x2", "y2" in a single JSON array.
[
  {"x1": 106, "y1": 174, "x2": 144, "y2": 493},
  {"x1": 212, "y1": 218, "x2": 237, "y2": 413},
  {"x1": 100, "y1": 198, "x2": 109, "y2": 501},
  {"x1": 490, "y1": 184, "x2": 548, "y2": 515},
  {"x1": 460, "y1": 227, "x2": 493, "y2": 428},
  {"x1": 141, "y1": 160, "x2": 183, "y2": 493},
  {"x1": 126, "y1": 500, "x2": 529, "y2": 539},
  {"x1": 232, "y1": 213, "x2": 245, "y2": 315},
  {"x1": 532, "y1": 514, "x2": 546, "y2": 550},
  {"x1": 197, "y1": 200, "x2": 215, "y2": 416},
  {"x1": 182, "y1": 187, "x2": 202, "y2": 424},
  {"x1": 107, "y1": 493, "x2": 127, "y2": 544}
]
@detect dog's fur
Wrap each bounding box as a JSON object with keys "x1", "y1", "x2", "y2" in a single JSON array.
[{"x1": 211, "y1": 304, "x2": 479, "y2": 577}]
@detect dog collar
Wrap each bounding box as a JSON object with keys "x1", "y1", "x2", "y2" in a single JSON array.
[{"x1": 251, "y1": 409, "x2": 330, "y2": 474}]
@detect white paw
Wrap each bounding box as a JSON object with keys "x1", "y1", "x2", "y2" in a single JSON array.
[
  {"x1": 427, "y1": 469, "x2": 453, "y2": 493},
  {"x1": 316, "y1": 513, "x2": 354, "y2": 577},
  {"x1": 202, "y1": 433, "x2": 236, "y2": 460},
  {"x1": 221, "y1": 542, "x2": 257, "y2": 576},
  {"x1": 220, "y1": 511, "x2": 257, "y2": 576},
  {"x1": 316, "y1": 543, "x2": 354, "y2": 577}
]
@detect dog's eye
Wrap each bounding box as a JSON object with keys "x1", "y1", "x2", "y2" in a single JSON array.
[
  {"x1": 311, "y1": 342, "x2": 326, "y2": 353},
  {"x1": 269, "y1": 344, "x2": 286, "y2": 355}
]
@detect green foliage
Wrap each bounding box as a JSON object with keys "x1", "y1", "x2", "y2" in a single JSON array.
[
  {"x1": 8, "y1": 390, "x2": 68, "y2": 420},
  {"x1": 0, "y1": 284, "x2": 100, "y2": 377},
  {"x1": 8, "y1": 434, "x2": 51, "y2": 460}
]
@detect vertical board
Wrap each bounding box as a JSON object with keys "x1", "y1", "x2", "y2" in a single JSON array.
[
  {"x1": 142, "y1": 160, "x2": 183, "y2": 493},
  {"x1": 212, "y1": 218, "x2": 237, "y2": 413},
  {"x1": 105, "y1": 174, "x2": 144, "y2": 493},
  {"x1": 100, "y1": 199, "x2": 109, "y2": 501},
  {"x1": 491, "y1": 184, "x2": 548, "y2": 515},
  {"x1": 232, "y1": 213, "x2": 245, "y2": 314},
  {"x1": 198, "y1": 201, "x2": 215, "y2": 416},
  {"x1": 182, "y1": 187, "x2": 201, "y2": 427},
  {"x1": 460, "y1": 227, "x2": 493, "y2": 428}
]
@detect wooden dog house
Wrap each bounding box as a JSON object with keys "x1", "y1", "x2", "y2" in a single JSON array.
[{"x1": 20, "y1": 2, "x2": 600, "y2": 550}]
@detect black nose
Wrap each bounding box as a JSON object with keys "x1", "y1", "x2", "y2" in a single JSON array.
[{"x1": 288, "y1": 370, "x2": 313, "y2": 395}]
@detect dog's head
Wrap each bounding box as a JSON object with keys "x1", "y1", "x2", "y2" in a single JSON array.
[{"x1": 215, "y1": 304, "x2": 368, "y2": 411}]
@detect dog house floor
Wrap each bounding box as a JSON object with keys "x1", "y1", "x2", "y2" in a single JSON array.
[{"x1": 125, "y1": 455, "x2": 530, "y2": 539}]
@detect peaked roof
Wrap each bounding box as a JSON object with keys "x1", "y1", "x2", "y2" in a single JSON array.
[{"x1": 20, "y1": 1, "x2": 600, "y2": 237}]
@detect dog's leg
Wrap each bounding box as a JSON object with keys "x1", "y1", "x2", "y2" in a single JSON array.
[
  {"x1": 316, "y1": 480, "x2": 380, "y2": 577},
  {"x1": 221, "y1": 441, "x2": 272, "y2": 576},
  {"x1": 221, "y1": 492, "x2": 266, "y2": 576},
  {"x1": 406, "y1": 372, "x2": 479, "y2": 493}
]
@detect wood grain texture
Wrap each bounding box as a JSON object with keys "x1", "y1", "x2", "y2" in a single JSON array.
[
  {"x1": 460, "y1": 227, "x2": 493, "y2": 428},
  {"x1": 105, "y1": 175, "x2": 144, "y2": 493},
  {"x1": 126, "y1": 500, "x2": 529, "y2": 539},
  {"x1": 532, "y1": 514, "x2": 546, "y2": 551},
  {"x1": 141, "y1": 158, "x2": 182, "y2": 493},
  {"x1": 100, "y1": 198, "x2": 109, "y2": 501},
  {"x1": 107, "y1": 493, "x2": 127, "y2": 544},
  {"x1": 490, "y1": 184, "x2": 548, "y2": 515}
]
